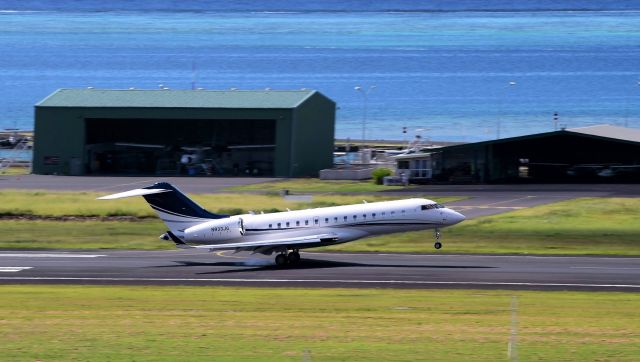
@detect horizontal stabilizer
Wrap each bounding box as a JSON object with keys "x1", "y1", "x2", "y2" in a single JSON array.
[
  {"x1": 97, "y1": 188, "x2": 171, "y2": 200},
  {"x1": 166, "y1": 231, "x2": 193, "y2": 249}
]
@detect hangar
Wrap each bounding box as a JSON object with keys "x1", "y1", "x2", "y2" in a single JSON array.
[
  {"x1": 431, "y1": 125, "x2": 640, "y2": 183},
  {"x1": 33, "y1": 88, "x2": 335, "y2": 177}
]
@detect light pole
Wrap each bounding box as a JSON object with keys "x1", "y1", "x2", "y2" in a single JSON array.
[
  {"x1": 354, "y1": 85, "x2": 376, "y2": 145},
  {"x1": 498, "y1": 81, "x2": 517, "y2": 139}
]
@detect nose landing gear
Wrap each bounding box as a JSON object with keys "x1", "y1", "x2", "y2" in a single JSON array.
[{"x1": 434, "y1": 229, "x2": 442, "y2": 250}]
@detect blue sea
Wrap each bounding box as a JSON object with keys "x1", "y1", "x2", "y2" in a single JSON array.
[{"x1": 1, "y1": 0, "x2": 640, "y2": 141}]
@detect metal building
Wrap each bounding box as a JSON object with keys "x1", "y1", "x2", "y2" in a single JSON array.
[
  {"x1": 432, "y1": 125, "x2": 640, "y2": 183},
  {"x1": 33, "y1": 89, "x2": 335, "y2": 177}
]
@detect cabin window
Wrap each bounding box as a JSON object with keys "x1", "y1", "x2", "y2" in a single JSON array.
[
  {"x1": 269, "y1": 224, "x2": 272, "y2": 228},
  {"x1": 314, "y1": 218, "x2": 319, "y2": 225},
  {"x1": 325, "y1": 218, "x2": 329, "y2": 224},
  {"x1": 343, "y1": 216, "x2": 348, "y2": 221},
  {"x1": 391, "y1": 211, "x2": 395, "y2": 215},
  {"x1": 363, "y1": 214, "x2": 367, "y2": 219},
  {"x1": 334, "y1": 217, "x2": 338, "y2": 222},
  {"x1": 353, "y1": 215, "x2": 357, "y2": 220},
  {"x1": 296, "y1": 221, "x2": 300, "y2": 226},
  {"x1": 402, "y1": 210, "x2": 406, "y2": 214},
  {"x1": 422, "y1": 204, "x2": 439, "y2": 211},
  {"x1": 277, "y1": 223, "x2": 281, "y2": 228},
  {"x1": 285, "y1": 222, "x2": 290, "y2": 227},
  {"x1": 305, "y1": 220, "x2": 309, "y2": 226},
  {"x1": 372, "y1": 213, "x2": 376, "y2": 218}
]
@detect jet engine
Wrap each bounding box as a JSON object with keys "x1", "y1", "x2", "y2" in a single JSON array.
[{"x1": 184, "y1": 217, "x2": 245, "y2": 243}]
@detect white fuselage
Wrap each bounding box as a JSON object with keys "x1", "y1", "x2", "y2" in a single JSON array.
[{"x1": 181, "y1": 198, "x2": 465, "y2": 249}]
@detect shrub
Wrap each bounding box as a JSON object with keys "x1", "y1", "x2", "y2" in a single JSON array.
[{"x1": 371, "y1": 167, "x2": 393, "y2": 185}]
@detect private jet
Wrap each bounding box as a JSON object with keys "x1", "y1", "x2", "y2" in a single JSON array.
[{"x1": 98, "y1": 182, "x2": 465, "y2": 266}]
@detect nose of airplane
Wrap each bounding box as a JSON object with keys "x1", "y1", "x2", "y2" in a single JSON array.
[{"x1": 446, "y1": 209, "x2": 466, "y2": 225}]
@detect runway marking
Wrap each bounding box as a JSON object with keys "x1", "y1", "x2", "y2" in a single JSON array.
[
  {"x1": 0, "y1": 267, "x2": 32, "y2": 272},
  {"x1": 303, "y1": 252, "x2": 640, "y2": 260},
  {"x1": 0, "y1": 277, "x2": 639, "y2": 289},
  {"x1": 571, "y1": 266, "x2": 640, "y2": 270},
  {"x1": 484, "y1": 196, "x2": 537, "y2": 207},
  {"x1": 215, "y1": 251, "x2": 246, "y2": 259},
  {"x1": 0, "y1": 253, "x2": 105, "y2": 258}
]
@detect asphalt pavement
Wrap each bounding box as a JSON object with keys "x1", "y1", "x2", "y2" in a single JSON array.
[
  {"x1": 0, "y1": 250, "x2": 638, "y2": 292},
  {"x1": 2, "y1": 175, "x2": 636, "y2": 220},
  {"x1": 1, "y1": 175, "x2": 637, "y2": 292},
  {"x1": 0, "y1": 175, "x2": 276, "y2": 193}
]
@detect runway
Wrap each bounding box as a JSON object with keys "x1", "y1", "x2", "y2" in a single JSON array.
[{"x1": 1, "y1": 250, "x2": 638, "y2": 292}]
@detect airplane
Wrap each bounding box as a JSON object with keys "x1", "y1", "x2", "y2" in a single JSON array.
[{"x1": 98, "y1": 182, "x2": 465, "y2": 266}]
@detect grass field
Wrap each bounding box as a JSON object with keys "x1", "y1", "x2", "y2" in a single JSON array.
[
  {"x1": 0, "y1": 190, "x2": 462, "y2": 217},
  {"x1": 0, "y1": 219, "x2": 169, "y2": 250},
  {"x1": 0, "y1": 166, "x2": 29, "y2": 175},
  {"x1": 1, "y1": 197, "x2": 639, "y2": 254},
  {"x1": 0, "y1": 190, "x2": 459, "y2": 250},
  {"x1": 0, "y1": 285, "x2": 638, "y2": 361},
  {"x1": 328, "y1": 197, "x2": 640, "y2": 255},
  {"x1": 224, "y1": 178, "x2": 408, "y2": 192}
]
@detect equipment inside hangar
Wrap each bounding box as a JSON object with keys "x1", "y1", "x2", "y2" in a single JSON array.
[
  {"x1": 432, "y1": 125, "x2": 640, "y2": 183},
  {"x1": 33, "y1": 89, "x2": 335, "y2": 177}
]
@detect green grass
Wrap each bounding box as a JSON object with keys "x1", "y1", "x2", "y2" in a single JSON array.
[
  {"x1": 328, "y1": 197, "x2": 640, "y2": 255},
  {"x1": 0, "y1": 166, "x2": 29, "y2": 175},
  {"x1": 0, "y1": 190, "x2": 460, "y2": 217},
  {"x1": 0, "y1": 286, "x2": 638, "y2": 361},
  {"x1": 1, "y1": 197, "x2": 639, "y2": 255},
  {"x1": 0, "y1": 220, "x2": 170, "y2": 250},
  {"x1": 224, "y1": 178, "x2": 409, "y2": 192},
  {"x1": 0, "y1": 191, "x2": 459, "y2": 250}
]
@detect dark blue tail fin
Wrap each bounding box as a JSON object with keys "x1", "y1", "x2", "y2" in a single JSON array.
[{"x1": 142, "y1": 182, "x2": 227, "y2": 220}]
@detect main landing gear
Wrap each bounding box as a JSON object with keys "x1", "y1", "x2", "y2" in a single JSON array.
[
  {"x1": 275, "y1": 249, "x2": 301, "y2": 267},
  {"x1": 434, "y1": 228, "x2": 442, "y2": 250}
]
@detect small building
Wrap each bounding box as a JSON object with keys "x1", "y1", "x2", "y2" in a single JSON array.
[
  {"x1": 33, "y1": 88, "x2": 335, "y2": 177},
  {"x1": 393, "y1": 152, "x2": 434, "y2": 183}
]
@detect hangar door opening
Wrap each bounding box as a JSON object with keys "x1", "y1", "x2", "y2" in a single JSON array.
[{"x1": 85, "y1": 118, "x2": 276, "y2": 176}]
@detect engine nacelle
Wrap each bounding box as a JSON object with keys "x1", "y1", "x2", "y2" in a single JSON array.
[{"x1": 184, "y1": 217, "x2": 244, "y2": 243}]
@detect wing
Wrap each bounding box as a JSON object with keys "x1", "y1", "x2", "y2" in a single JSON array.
[{"x1": 166, "y1": 231, "x2": 339, "y2": 253}]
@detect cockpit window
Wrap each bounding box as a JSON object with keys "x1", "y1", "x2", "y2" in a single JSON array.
[{"x1": 421, "y1": 203, "x2": 445, "y2": 210}]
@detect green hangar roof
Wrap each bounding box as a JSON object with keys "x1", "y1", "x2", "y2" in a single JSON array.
[
  {"x1": 36, "y1": 88, "x2": 323, "y2": 109},
  {"x1": 33, "y1": 88, "x2": 336, "y2": 178}
]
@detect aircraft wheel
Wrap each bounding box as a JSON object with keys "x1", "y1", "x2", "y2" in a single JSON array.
[
  {"x1": 288, "y1": 251, "x2": 301, "y2": 264},
  {"x1": 434, "y1": 241, "x2": 442, "y2": 250},
  {"x1": 275, "y1": 254, "x2": 288, "y2": 267}
]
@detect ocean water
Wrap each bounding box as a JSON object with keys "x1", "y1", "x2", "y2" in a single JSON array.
[{"x1": 1, "y1": 0, "x2": 640, "y2": 141}]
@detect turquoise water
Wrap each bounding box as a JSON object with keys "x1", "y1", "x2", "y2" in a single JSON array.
[
  {"x1": 1, "y1": 1, "x2": 640, "y2": 141},
  {"x1": 0, "y1": 149, "x2": 31, "y2": 162}
]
